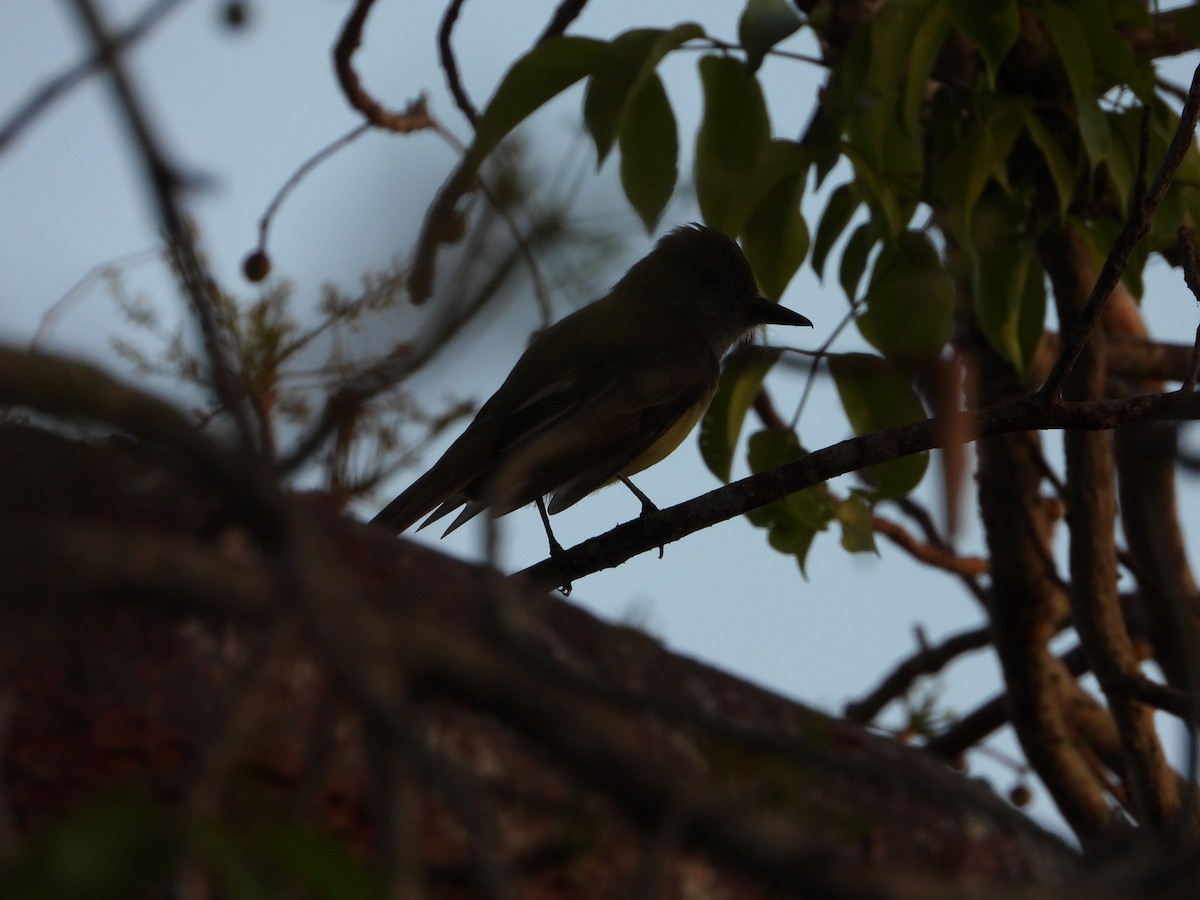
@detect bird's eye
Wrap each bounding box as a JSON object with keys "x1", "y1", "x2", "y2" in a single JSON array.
[{"x1": 699, "y1": 266, "x2": 724, "y2": 288}]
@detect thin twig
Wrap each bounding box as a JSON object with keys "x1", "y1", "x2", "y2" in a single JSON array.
[
  {"x1": 844, "y1": 626, "x2": 992, "y2": 724},
  {"x1": 1133, "y1": 103, "x2": 1151, "y2": 213},
  {"x1": 0, "y1": 0, "x2": 189, "y2": 154},
  {"x1": 253, "y1": 123, "x2": 372, "y2": 259},
  {"x1": 438, "y1": 0, "x2": 478, "y2": 125},
  {"x1": 924, "y1": 645, "x2": 1091, "y2": 759},
  {"x1": 872, "y1": 515, "x2": 989, "y2": 578},
  {"x1": 535, "y1": 0, "x2": 590, "y2": 45},
  {"x1": 1175, "y1": 227, "x2": 1200, "y2": 393},
  {"x1": 66, "y1": 0, "x2": 258, "y2": 454},
  {"x1": 333, "y1": 0, "x2": 438, "y2": 133}
]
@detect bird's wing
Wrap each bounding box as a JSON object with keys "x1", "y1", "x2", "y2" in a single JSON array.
[{"x1": 483, "y1": 338, "x2": 720, "y2": 519}]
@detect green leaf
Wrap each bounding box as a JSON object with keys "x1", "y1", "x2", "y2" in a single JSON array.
[
  {"x1": 857, "y1": 231, "x2": 953, "y2": 362},
  {"x1": 618, "y1": 73, "x2": 678, "y2": 231},
  {"x1": 699, "y1": 345, "x2": 784, "y2": 482},
  {"x1": 1063, "y1": 0, "x2": 1154, "y2": 102},
  {"x1": 739, "y1": 0, "x2": 804, "y2": 74},
  {"x1": 470, "y1": 36, "x2": 605, "y2": 164},
  {"x1": 903, "y1": 3, "x2": 952, "y2": 136},
  {"x1": 0, "y1": 798, "x2": 178, "y2": 900},
  {"x1": 829, "y1": 352, "x2": 929, "y2": 498},
  {"x1": 695, "y1": 54, "x2": 771, "y2": 233},
  {"x1": 745, "y1": 429, "x2": 835, "y2": 576},
  {"x1": 584, "y1": 23, "x2": 704, "y2": 164},
  {"x1": 836, "y1": 493, "x2": 878, "y2": 553},
  {"x1": 839, "y1": 0, "x2": 931, "y2": 228},
  {"x1": 742, "y1": 176, "x2": 809, "y2": 300},
  {"x1": 735, "y1": 140, "x2": 811, "y2": 299},
  {"x1": 1017, "y1": 102, "x2": 1076, "y2": 220},
  {"x1": 256, "y1": 824, "x2": 382, "y2": 900},
  {"x1": 812, "y1": 182, "x2": 860, "y2": 280},
  {"x1": 947, "y1": 0, "x2": 1019, "y2": 87},
  {"x1": 725, "y1": 139, "x2": 809, "y2": 233},
  {"x1": 937, "y1": 101, "x2": 1025, "y2": 234},
  {"x1": 969, "y1": 195, "x2": 1047, "y2": 376},
  {"x1": 839, "y1": 221, "x2": 876, "y2": 302},
  {"x1": 1036, "y1": 1, "x2": 1111, "y2": 169}
]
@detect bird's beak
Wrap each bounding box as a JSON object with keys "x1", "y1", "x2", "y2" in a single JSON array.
[{"x1": 748, "y1": 296, "x2": 812, "y2": 328}]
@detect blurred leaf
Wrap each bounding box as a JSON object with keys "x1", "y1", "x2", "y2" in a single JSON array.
[
  {"x1": 812, "y1": 182, "x2": 860, "y2": 280},
  {"x1": 739, "y1": 0, "x2": 804, "y2": 74},
  {"x1": 937, "y1": 101, "x2": 1024, "y2": 234},
  {"x1": 829, "y1": 352, "x2": 929, "y2": 498},
  {"x1": 969, "y1": 195, "x2": 1047, "y2": 376},
  {"x1": 1017, "y1": 102, "x2": 1077, "y2": 220},
  {"x1": 584, "y1": 23, "x2": 704, "y2": 164},
  {"x1": 743, "y1": 175, "x2": 809, "y2": 300},
  {"x1": 857, "y1": 231, "x2": 953, "y2": 362},
  {"x1": 1167, "y1": 3, "x2": 1200, "y2": 43},
  {"x1": 618, "y1": 73, "x2": 678, "y2": 230},
  {"x1": 947, "y1": 0, "x2": 1019, "y2": 86},
  {"x1": 745, "y1": 429, "x2": 835, "y2": 576},
  {"x1": 471, "y1": 36, "x2": 605, "y2": 163},
  {"x1": 1036, "y1": 1, "x2": 1111, "y2": 169},
  {"x1": 700, "y1": 345, "x2": 784, "y2": 482},
  {"x1": 903, "y1": 2, "x2": 951, "y2": 136},
  {"x1": 737, "y1": 141, "x2": 810, "y2": 299},
  {"x1": 1063, "y1": 0, "x2": 1154, "y2": 101},
  {"x1": 839, "y1": 221, "x2": 877, "y2": 302},
  {"x1": 695, "y1": 54, "x2": 771, "y2": 232},
  {"x1": 0, "y1": 797, "x2": 177, "y2": 900},
  {"x1": 256, "y1": 824, "x2": 382, "y2": 900},
  {"x1": 727, "y1": 139, "x2": 808, "y2": 227},
  {"x1": 840, "y1": 1, "x2": 931, "y2": 234},
  {"x1": 836, "y1": 493, "x2": 878, "y2": 553}
]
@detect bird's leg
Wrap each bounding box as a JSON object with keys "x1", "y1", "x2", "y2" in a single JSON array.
[
  {"x1": 619, "y1": 476, "x2": 664, "y2": 559},
  {"x1": 536, "y1": 497, "x2": 572, "y2": 595}
]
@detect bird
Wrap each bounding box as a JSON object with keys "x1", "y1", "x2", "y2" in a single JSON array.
[{"x1": 371, "y1": 223, "x2": 812, "y2": 549}]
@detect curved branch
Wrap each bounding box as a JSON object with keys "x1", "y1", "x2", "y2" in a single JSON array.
[
  {"x1": 516, "y1": 389, "x2": 1200, "y2": 591},
  {"x1": 844, "y1": 626, "x2": 991, "y2": 724},
  {"x1": 333, "y1": 0, "x2": 437, "y2": 133},
  {"x1": 438, "y1": 0, "x2": 478, "y2": 124}
]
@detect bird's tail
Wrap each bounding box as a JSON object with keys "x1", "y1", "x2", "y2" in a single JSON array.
[{"x1": 370, "y1": 430, "x2": 488, "y2": 533}]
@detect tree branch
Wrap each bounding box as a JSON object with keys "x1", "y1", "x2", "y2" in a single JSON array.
[
  {"x1": 844, "y1": 626, "x2": 991, "y2": 725},
  {"x1": 438, "y1": 0, "x2": 478, "y2": 125},
  {"x1": 1042, "y1": 225, "x2": 1180, "y2": 830},
  {"x1": 333, "y1": 0, "x2": 437, "y2": 133},
  {"x1": 0, "y1": 0, "x2": 189, "y2": 154},
  {"x1": 517, "y1": 389, "x2": 1200, "y2": 591}
]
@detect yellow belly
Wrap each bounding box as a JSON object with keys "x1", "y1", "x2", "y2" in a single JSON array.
[{"x1": 620, "y1": 390, "x2": 714, "y2": 479}]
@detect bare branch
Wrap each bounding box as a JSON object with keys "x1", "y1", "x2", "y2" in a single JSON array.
[
  {"x1": 536, "y1": 0, "x2": 591, "y2": 45},
  {"x1": 438, "y1": 0, "x2": 479, "y2": 124},
  {"x1": 517, "y1": 389, "x2": 1200, "y2": 591},
  {"x1": 333, "y1": 0, "x2": 437, "y2": 133},
  {"x1": 0, "y1": 0, "x2": 189, "y2": 155},
  {"x1": 844, "y1": 626, "x2": 991, "y2": 724}
]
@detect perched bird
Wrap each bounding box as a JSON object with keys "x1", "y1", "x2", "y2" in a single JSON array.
[{"x1": 372, "y1": 223, "x2": 812, "y2": 545}]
